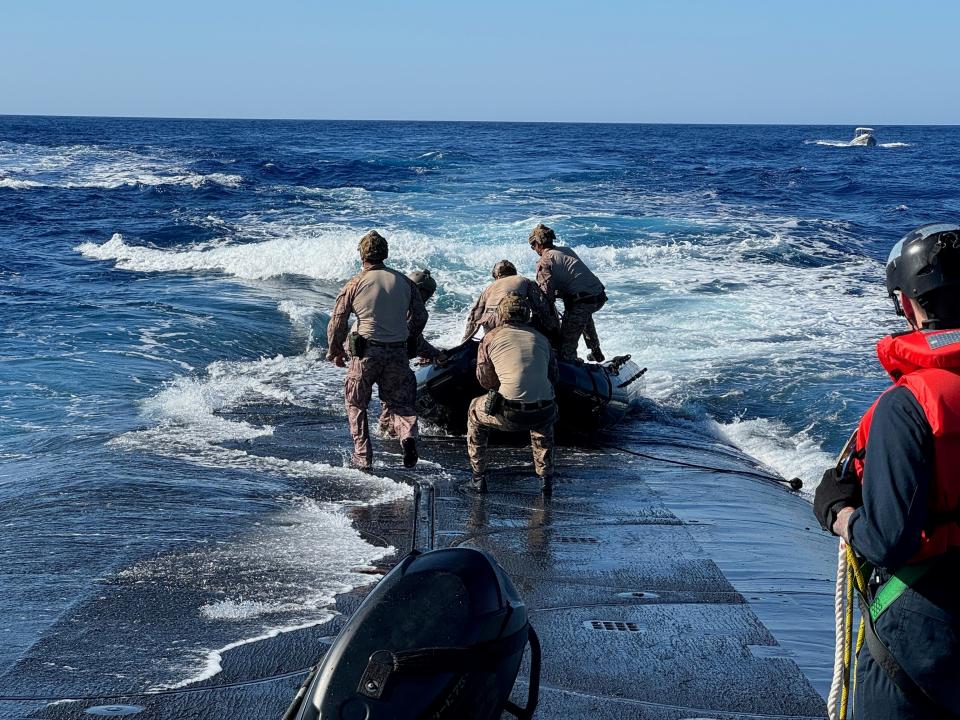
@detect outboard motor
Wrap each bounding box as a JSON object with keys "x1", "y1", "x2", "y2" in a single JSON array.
[{"x1": 284, "y1": 547, "x2": 540, "y2": 720}]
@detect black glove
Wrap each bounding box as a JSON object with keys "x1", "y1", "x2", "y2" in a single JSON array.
[{"x1": 813, "y1": 467, "x2": 862, "y2": 532}]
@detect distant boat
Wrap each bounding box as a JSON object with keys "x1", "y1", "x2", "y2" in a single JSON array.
[{"x1": 849, "y1": 127, "x2": 877, "y2": 146}]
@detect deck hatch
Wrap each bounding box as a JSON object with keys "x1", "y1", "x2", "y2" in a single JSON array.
[
  {"x1": 554, "y1": 535, "x2": 600, "y2": 544},
  {"x1": 585, "y1": 620, "x2": 641, "y2": 632}
]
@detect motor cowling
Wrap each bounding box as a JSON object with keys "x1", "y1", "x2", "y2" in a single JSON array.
[{"x1": 286, "y1": 547, "x2": 539, "y2": 720}]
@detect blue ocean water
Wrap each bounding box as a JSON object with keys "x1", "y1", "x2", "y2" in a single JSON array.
[{"x1": 2, "y1": 117, "x2": 959, "y2": 695}]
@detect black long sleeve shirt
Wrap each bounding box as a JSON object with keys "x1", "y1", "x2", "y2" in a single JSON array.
[{"x1": 847, "y1": 386, "x2": 935, "y2": 570}]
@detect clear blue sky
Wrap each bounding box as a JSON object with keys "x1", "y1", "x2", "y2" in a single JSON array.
[{"x1": 2, "y1": 0, "x2": 958, "y2": 123}]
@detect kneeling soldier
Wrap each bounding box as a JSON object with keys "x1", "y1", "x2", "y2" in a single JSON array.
[{"x1": 466, "y1": 293, "x2": 558, "y2": 494}]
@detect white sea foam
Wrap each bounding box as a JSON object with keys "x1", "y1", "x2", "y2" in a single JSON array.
[
  {"x1": 200, "y1": 598, "x2": 294, "y2": 620},
  {"x1": 83, "y1": 205, "x2": 891, "y2": 492},
  {"x1": 0, "y1": 176, "x2": 44, "y2": 189},
  {"x1": 111, "y1": 350, "x2": 408, "y2": 503},
  {"x1": 711, "y1": 417, "x2": 834, "y2": 495},
  {"x1": 108, "y1": 349, "x2": 409, "y2": 688},
  {"x1": 805, "y1": 139, "x2": 911, "y2": 149},
  {"x1": 122, "y1": 499, "x2": 396, "y2": 689},
  {"x1": 0, "y1": 140, "x2": 242, "y2": 189},
  {"x1": 277, "y1": 300, "x2": 328, "y2": 350}
]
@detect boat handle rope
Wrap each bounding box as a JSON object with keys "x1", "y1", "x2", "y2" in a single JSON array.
[{"x1": 604, "y1": 444, "x2": 803, "y2": 490}]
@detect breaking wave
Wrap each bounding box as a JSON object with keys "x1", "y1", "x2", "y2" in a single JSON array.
[
  {"x1": 78, "y1": 206, "x2": 894, "y2": 488},
  {"x1": 0, "y1": 140, "x2": 242, "y2": 189}
]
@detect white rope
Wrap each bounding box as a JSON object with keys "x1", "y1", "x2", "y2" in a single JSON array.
[{"x1": 827, "y1": 538, "x2": 847, "y2": 720}]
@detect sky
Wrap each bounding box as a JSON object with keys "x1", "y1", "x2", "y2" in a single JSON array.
[{"x1": 2, "y1": 0, "x2": 958, "y2": 124}]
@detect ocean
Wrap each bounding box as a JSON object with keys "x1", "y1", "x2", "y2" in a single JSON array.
[{"x1": 1, "y1": 117, "x2": 958, "y2": 703}]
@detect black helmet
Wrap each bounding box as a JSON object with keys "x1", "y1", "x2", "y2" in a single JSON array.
[
  {"x1": 886, "y1": 223, "x2": 960, "y2": 329},
  {"x1": 491, "y1": 260, "x2": 517, "y2": 279},
  {"x1": 407, "y1": 269, "x2": 437, "y2": 301}
]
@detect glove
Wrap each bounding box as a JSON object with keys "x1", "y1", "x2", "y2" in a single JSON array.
[{"x1": 813, "y1": 467, "x2": 862, "y2": 533}]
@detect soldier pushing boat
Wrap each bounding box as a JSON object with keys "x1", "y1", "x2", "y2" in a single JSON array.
[
  {"x1": 529, "y1": 223, "x2": 607, "y2": 362},
  {"x1": 327, "y1": 231, "x2": 426, "y2": 469}
]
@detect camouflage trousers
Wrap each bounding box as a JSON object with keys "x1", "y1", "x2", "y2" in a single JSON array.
[
  {"x1": 344, "y1": 347, "x2": 417, "y2": 467},
  {"x1": 466, "y1": 396, "x2": 555, "y2": 478},
  {"x1": 559, "y1": 299, "x2": 604, "y2": 362}
]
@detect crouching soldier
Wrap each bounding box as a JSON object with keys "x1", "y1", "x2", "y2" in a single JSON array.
[
  {"x1": 466, "y1": 293, "x2": 557, "y2": 495},
  {"x1": 406, "y1": 269, "x2": 447, "y2": 365},
  {"x1": 327, "y1": 231, "x2": 427, "y2": 469},
  {"x1": 462, "y1": 260, "x2": 559, "y2": 342},
  {"x1": 379, "y1": 268, "x2": 447, "y2": 439}
]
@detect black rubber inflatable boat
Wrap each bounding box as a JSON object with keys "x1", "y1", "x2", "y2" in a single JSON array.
[
  {"x1": 415, "y1": 340, "x2": 645, "y2": 434},
  {"x1": 283, "y1": 547, "x2": 540, "y2": 720}
]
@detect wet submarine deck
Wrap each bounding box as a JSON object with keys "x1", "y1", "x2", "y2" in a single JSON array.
[{"x1": 6, "y1": 412, "x2": 837, "y2": 719}]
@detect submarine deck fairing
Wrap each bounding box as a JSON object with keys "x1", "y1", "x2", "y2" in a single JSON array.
[{"x1": 279, "y1": 426, "x2": 834, "y2": 720}]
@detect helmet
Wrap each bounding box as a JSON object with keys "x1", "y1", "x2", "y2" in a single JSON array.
[
  {"x1": 358, "y1": 231, "x2": 388, "y2": 262},
  {"x1": 408, "y1": 268, "x2": 437, "y2": 301},
  {"x1": 886, "y1": 223, "x2": 960, "y2": 329},
  {"x1": 497, "y1": 293, "x2": 532, "y2": 324},
  {"x1": 528, "y1": 224, "x2": 555, "y2": 247},
  {"x1": 491, "y1": 260, "x2": 517, "y2": 279}
]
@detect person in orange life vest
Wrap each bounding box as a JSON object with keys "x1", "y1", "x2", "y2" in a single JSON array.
[{"x1": 814, "y1": 223, "x2": 960, "y2": 718}]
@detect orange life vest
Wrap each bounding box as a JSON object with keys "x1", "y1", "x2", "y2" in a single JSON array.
[{"x1": 854, "y1": 329, "x2": 960, "y2": 564}]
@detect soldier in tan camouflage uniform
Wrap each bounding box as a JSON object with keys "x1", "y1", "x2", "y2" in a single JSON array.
[
  {"x1": 378, "y1": 268, "x2": 447, "y2": 439},
  {"x1": 528, "y1": 224, "x2": 607, "y2": 363},
  {"x1": 466, "y1": 293, "x2": 558, "y2": 495},
  {"x1": 461, "y1": 260, "x2": 559, "y2": 342},
  {"x1": 327, "y1": 231, "x2": 427, "y2": 469}
]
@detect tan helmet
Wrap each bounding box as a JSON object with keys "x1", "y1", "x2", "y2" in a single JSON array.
[
  {"x1": 358, "y1": 230, "x2": 388, "y2": 262},
  {"x1": 407, "y1": 268, "x2": 437, "y2": 301},
  {"x1": 497, "y1": 292, "x2": 532, "y2": 324},
  {"x1": 491, "y1": 260, "x2": 517, "y2": 279},
  {"x1": 528, "y1": 223, "x2": 556, "y2": 247}
]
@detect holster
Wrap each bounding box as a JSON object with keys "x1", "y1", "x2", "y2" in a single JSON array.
[
  {"x1": 407, "y1": 335, "x2": 419, "y2": 359},
  {"x1": 349, "y1": 332, "x2": 367, "y2": 359},
  {"x1": 484, "y1": 390, "x2": 504, "y2": 415}
]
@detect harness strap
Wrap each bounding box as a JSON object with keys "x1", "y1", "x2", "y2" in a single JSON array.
[
  {"x1": 856, "y1": 589, "x2": 960, "y2": 717},
  {"x1": 868, "y1": 561, "x2": 933, "y2": 622}
]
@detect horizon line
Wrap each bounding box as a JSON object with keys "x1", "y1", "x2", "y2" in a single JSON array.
[{"x1": 1, "y1": 112, "x2": 957, "y2": 127}]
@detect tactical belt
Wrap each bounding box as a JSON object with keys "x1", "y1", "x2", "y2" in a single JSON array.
[
  {"x1": 564, "y1": 292, "x2": 603, "y2": 304},
  {"x1": 367, "y1": 339, "x2": 407, "y2": 349},
  {"x1": 503, "y1": 398, "x2": 554, "y2": 410}
]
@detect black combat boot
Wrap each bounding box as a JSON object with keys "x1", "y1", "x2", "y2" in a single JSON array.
[
  {"x1": 539, "y1": 475, "x2": 554, "y2": 495},
  {"x1": 467, "y1": 473, "x2": 488, "y2": 494},
  {"x1": 401, "y1": 437, "x2": 418, "y2": 468}
]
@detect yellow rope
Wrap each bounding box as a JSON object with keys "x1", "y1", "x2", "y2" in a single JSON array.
[{"x1": 844, "y1": 545, "x2": 870, "y2": 719}]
